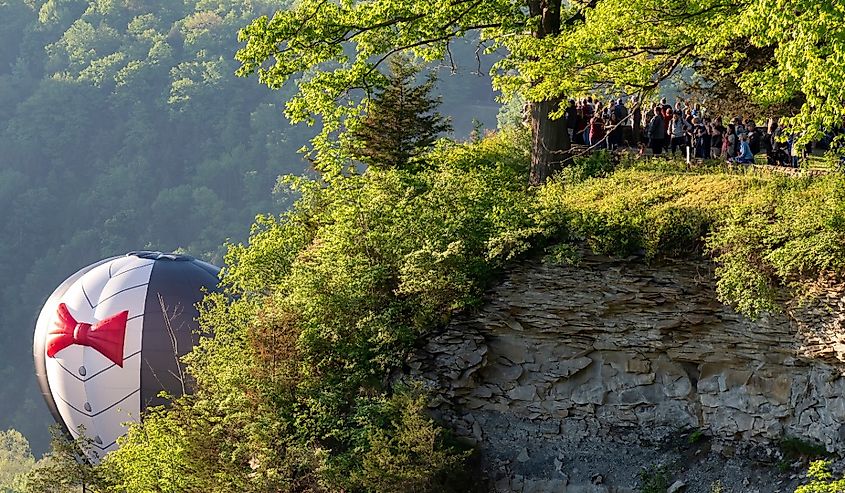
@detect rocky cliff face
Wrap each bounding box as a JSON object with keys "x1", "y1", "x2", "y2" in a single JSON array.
[{"x1": 409, "y1": 254, "x2": 845, "y2": 492}]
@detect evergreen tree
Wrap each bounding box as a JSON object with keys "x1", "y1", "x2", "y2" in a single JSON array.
[
  {"x1": 0, "y1": 429, "x2": 34, "y2": 492},
  {"x1": 347, "y1": 56, "x2": 451, "y2": 172}
]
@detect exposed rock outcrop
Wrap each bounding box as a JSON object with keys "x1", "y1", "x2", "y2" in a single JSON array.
[{"x1": 409, "y1": 254, "x2": 845, "y2": 492}]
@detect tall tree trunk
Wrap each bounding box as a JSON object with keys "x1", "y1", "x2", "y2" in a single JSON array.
[
  {"x1": 526, "y1": 0, "x2": 570, "y2": 186},
  {"x1": 529, "y1": 98, "x2": 569, "y2": 185}
]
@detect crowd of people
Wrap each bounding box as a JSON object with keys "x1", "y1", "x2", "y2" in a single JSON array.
[{"x1": 563, "y1": 97, "x2": 799, "y2": 166}]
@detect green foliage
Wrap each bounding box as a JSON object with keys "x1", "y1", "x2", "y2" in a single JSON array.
[
  {"x1": 100, "y1": 130, "x2": 532, "y2": 491},
  {"x1": 536, "y1": 160, "x2": 845, "y2": 317},
  {"x1": 732, "y1": 1, "x2": 845, "y2": 146},
  {"x1": 638, "y1": 465, "x2": 669, "y2": 493},
  {"x1": 707, "y1": 176, "x2": 845, "y2": 317},
  {"x1": 495, "y1": 0, "x2": 845, "y2": 148},
  {"x1": 347, "y1": 55, "x2": 452, "y2": 172},
  {"x1": 0, "y1": 430, "x2": 35, "y2": 493},
  {"x1": 687, "y1": 430, "x2": 704, "y2": 445},
  {"x1": 536, "y1": 162, "x2": 769, "y2": 260},
  {"x1": 544, "y1": 243, "x2": 582, "y2": 266},
  {"x1": 496, "y1": 91, "x2": 526, "y2": 130},
  {"x1": 780, "y1": 437, "x2": 831, "y2": 461},
  {"x1": 32, "y1": 127, "x2": 845, "y2": 490},
  {"x1": 0, "y1": 1, "x2": 496, "y2": 450},
  {"x1": 560, "y1": 151, "x2": 619, "y2": 184},
  {"x1": 232, "y1": 0, "x2": 845, "y2": 173},
  {"x1": 19, "y1": 426, "x2": 104, "y2": 493},
  {"x1": 353, "y1": 387, "x2": 475, "y2": 493},
  {"x1": 235, "y1": 0, "x2": 520, "y2": 170},
  {"x1": 0, "y1": 0, "x2": 312, "y2": 449},
  {"x1": 101, "y1": 397, "x2": 313, "y2": 493},
  {"x1": 795, "y1": 461, "x2": 845, "y2": 493}
]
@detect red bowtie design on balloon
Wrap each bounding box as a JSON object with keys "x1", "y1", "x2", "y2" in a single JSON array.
[{"x1": 46, "y1": 303, "x2": 128, "y2": 367}]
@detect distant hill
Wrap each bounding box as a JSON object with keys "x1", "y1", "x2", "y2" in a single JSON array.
[{"x1": 0, "y1": 0, "x2": 499, "y2": 453}]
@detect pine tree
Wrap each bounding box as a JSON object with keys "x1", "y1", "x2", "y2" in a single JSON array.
[{"x1": 348, "y1": 56, "x2": 452, "y2": 171}]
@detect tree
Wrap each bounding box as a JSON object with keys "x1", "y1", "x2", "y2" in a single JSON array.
[
  {"x1": 0, "y1": 429, "x2": 34, "y2": 493},
  {"x1": 237, "y1": 0, "x2": 845, "y2": 185},
  {"x1": 235, "y1": 0, "x2": 596, "y2": 184},
  {"x1": 347, "y1": 56, "x2": 451, "y2": 171},
  {"x1": 794, "y1": 460, "x2": 845, "y2": 493},
  {"x1": 18, "y1": 427, "x2": 104, "y2": 493},
  {"x1": 501, "y1": 0, "x2": 845, "y2": 148},
  {"x1": 0, "y1": 0, "x2": 299, "y2": 451},
  {"x1": 81, "y1": 130, "x2": 533, "y2": 490}
]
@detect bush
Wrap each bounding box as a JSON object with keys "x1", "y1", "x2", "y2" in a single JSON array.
[
  {"x1": 354, "y1": 387, "x2": 476, "y2": 493},
  {"x1": 795, "y1": 461, "x2": 845, "y2": 493},
  {"x1": 639, "y1": 465, "x2": 669, "y2": 493},
  {"x1": 780, "y1": 437, "x2": 830, "y2": 460},
  {"x1": 708, "y1": 175, "x2": 845, "y2": 317},
  {"x1": 560, "y1": 150, "x2": 619, "y2": 183},
  {"x1": 537, "y1": 163, "x2": 770, "y2": 260},
  {"x1": 538, "y1": 160, "x2": 845, "y2": 317}
]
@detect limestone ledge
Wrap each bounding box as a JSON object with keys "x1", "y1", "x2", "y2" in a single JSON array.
[{"x1": 408, "y1": 254, "x2": 845, "y2": 457}]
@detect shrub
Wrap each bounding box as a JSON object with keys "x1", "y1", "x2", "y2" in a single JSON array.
[
  {"x1": 538, "y1": 160, "x2": 845, "y2": 317},
  {"x1": 688, "y1": 430, "x2": 704, "y2": 444},
  {"x1": 639, "y1": 465, "x2": 669, "y2": 493},
  {"x1": 354, "y1": 387, "x2": 475, "y2": 493},
  {"x1": 561, "y1": 150, "x2": 619, "y2": 183},
  {"x1": 537, "y1": 164, "x2": 769, "y2": 260},
  {"x1": 780, "y1": 437, "x2": 830, "y2": 460},
  {"x1": 708, "y1": 175, "x2": 845, "y2": 317},
  {"x1": 795, "y1": 461, "x2": 845, "y2": 493}
]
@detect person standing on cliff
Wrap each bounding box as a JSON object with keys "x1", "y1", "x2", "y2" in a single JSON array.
[
  {"x1": 589, "y1": 111, "x2": 606, "y2": 148},
  {"x1": 647, "y1": 109, "x2": 666, "y2": 156},
  {"x1": 565, "y1": 99, "x2": 578, "y2": 141},
  {"x1": 631, "y1": 96, "x2": 642, "y2": 148},
  {"x1": 668, "y1": 111, "x2": 687, "y2": 157}
]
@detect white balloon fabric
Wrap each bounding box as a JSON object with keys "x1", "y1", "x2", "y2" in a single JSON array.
[{"x1": 33, "y1": 251, "x2": 219, "y2": 461}]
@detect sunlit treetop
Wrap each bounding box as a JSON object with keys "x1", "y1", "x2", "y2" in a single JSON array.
[
  {"x1": 734, "y1": 0, "x2": 845, "y2": 142},
  {"x1": 237, "y1": 0, "x2": 845, "y2": 154},
  {"x1": 235, "y1": 0, "x2": 526, "y2": 173},
  {"x1": 538, "y1": 0, "x2": 845, "y2": 143}
]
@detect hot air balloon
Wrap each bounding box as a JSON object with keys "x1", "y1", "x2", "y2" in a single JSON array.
[{"x1": 33, "y1": 251, "x2": 220, "y2": 460}]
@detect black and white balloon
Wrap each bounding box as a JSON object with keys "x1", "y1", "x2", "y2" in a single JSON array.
[{"x1": 33, "y1": 251, "x2": 219, "y2": 460}]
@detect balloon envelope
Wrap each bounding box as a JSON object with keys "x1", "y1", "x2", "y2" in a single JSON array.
[{"x1": 33, "y1": 251, "x2": 220, "y2": 460}]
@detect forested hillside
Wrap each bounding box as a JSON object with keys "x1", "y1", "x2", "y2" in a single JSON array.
[{"x1": 0, "y1": 0, "x2": 497, "y2": 452}]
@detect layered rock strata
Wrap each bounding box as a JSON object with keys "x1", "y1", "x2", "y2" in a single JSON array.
[{"x1": 409, "y1": 255, "x2": 845, "y2": 491}]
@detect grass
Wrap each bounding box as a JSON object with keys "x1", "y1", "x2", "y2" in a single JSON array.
[
  {"x1": 533, "y1": 154, "x2": 845, "y2": 316},
  {"x1": 639, "y1": 465, "x2": 670, "y2": 493},
  {"x1": 688, "y1": 430, "x2": 704, "y2": 445},
  {"x1": 536, "y1": 157, "x2": 776, "y2": 260},
  {"x1": 780, "y1": 437, "x2": 830, "y2": 460}
]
